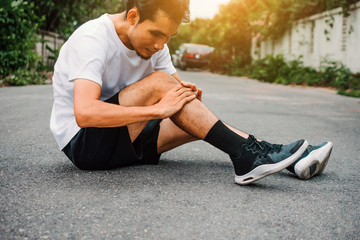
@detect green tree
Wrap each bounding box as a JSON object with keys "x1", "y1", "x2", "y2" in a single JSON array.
[
  {"x1": 0, "y1": 0, "x2": 43, "y2": 78},
  {"x1": 28, "y1": 0, "x2": 125, "y2": 37}
]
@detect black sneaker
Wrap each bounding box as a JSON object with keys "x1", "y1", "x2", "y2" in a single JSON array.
[
  {"x1": 287, "y1": 142, "x2": 333, "y2": 180},
  {"x1": 232, "y1": 135, "x2": 308, "y2": 185}
]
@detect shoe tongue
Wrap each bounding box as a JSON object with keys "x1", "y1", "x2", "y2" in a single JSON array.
[
  {"x1": 246, "y1": 135, "x2": 256, "y2": 144},
  {"x1": 245, "y1": 135, "x2": 266, "y2": 151}
]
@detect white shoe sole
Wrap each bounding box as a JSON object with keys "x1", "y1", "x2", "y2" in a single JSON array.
[
  {"x1": 294, "y1": 142, "x2": 333, "y2": 180},
  {"x1": 235, "y1": 140, "x2": 309, "y2": 185}
]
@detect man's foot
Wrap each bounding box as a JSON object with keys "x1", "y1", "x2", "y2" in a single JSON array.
[
  {"x1": 286, "y1": 142, "x2": 333, "y2": 180},
  {"x1": 232, "y1": 135, "x2": 308, "y2": 185}
]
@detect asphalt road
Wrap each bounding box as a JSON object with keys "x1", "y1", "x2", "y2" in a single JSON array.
[{"x1": 1, "y1": 69, "x2": 359, "y2": 239}]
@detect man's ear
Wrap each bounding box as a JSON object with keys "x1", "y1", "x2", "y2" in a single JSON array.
[{"x1": 127, "y1": 8, "x2": 139, "y2": 25}]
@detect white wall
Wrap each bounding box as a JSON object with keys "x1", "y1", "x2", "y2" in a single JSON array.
[
  {"x1": 251, "y1": 2, "x2": 360, "y2": 73},
  {"x1": 36, "y1": 31, "x2": 65, "y2": 66}
]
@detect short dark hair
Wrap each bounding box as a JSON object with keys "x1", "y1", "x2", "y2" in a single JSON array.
[{"x1": 125, "y1": 0, "x2": 190, "y2": 24}]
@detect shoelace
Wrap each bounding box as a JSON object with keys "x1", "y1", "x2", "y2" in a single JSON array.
[
  {"x1": 247, "y1": 135, "x2": 282, "y2": 157},
  {"x1": 261, "y1": 141, "x2": 282, "y2": 153}
]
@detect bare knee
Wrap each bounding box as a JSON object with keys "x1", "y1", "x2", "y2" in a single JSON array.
[
  {"x1": 134, "y1": 71, "x2": 179, "y2": 102},
  {"x1": 148, "y1": 71, "x2": 179, "y2": 91},
  {"x1": 118, "y1": 71, "x2": 180, "y2": 107}
]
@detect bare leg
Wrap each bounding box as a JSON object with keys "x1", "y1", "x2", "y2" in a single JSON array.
[
  {"x1": 115, "y1": 72, "x2": 309, "y2": 186},
  {"x1": 117, "y1": 71, "x2": 249, "y2": 148},
  {"x1": 116, "y1": 71, "x2": 214, "y2": 139},
  {"x1": 157, "y1": 118, "x2": 198, "y2": 154},
  {"x1": 155, "y1": 121, "x2": 252, "y2": 155}
]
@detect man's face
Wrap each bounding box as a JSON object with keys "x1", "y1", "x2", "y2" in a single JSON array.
[{"x1": 128, "y1": 10, "x2": 180, "y2": 60}]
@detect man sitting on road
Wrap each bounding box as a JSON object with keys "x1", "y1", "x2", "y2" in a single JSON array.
[{"x1": 50, "y1": 0, "x2": 333, "y2": 185}]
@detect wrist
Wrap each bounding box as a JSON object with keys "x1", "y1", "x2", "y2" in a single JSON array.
[{"x1": 148, "y1": 105, "x2": 165, "y2": 119}]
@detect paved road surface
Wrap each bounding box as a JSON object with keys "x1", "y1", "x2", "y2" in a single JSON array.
[{"x1": 1, "y1": 70, "x2": 359, "y2": 239}]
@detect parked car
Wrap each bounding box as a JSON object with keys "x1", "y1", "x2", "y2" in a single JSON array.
[{"x1": 172, "y1": 43, "x2": 214, "y2": 70}]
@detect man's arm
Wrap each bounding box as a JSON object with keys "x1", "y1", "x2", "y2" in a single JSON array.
[
  {"x1": 73, "y1": 78, "x2": 196, "y2": 128},
  {"x1": 74, "y1": 79, "x2": 159, "y2": 128}
]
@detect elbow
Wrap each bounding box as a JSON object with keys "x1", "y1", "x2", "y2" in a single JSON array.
[
  {"x1": 76, "y1": 119, "x2": 88, "y2": 128},
  {"x1": 74, "y1": 109, "x2": 91, "y2": 128}
]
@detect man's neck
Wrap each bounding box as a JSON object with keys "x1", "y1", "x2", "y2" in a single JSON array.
[{"x1": 108, "y1": 12, "x2": 134, "y2": 50}]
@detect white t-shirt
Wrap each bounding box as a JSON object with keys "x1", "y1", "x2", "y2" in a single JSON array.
[{"x1": 50, "y1": 14, "x2": 176, "y2": 150}]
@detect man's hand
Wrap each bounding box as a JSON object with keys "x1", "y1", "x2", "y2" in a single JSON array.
[
  {"x1": 171, "y1": 73, "x2": 202, "y2": 102},
  {"x1": 154, "y1": 85, "x2": 196, "y2": 119},
  {"x1": 181, "y1": 81, "x2": 202, "y2": 102}
]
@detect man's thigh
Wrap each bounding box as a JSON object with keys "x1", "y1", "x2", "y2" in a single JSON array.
[{"x1": 116, "y1": 71, "x2": 179, "y2": 108}]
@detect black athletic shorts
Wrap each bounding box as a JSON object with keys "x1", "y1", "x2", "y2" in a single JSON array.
[{"x1": 62, "y1": 93, "x2": 162, "y2": 170}]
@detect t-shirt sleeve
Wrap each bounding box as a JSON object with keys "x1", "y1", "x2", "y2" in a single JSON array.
[
  {"x1": 154, "y1": 44, "x2": 177, "y2": 75},
  {"x1": 67, "y1": 31, "x2": 107, "y2": 86}
]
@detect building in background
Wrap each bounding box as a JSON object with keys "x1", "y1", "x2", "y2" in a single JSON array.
[
  {"x1": 251, "y1": 2, "x2": 360, "y2": 73},
  {"x1": 36, "y1": 30, "x2": 65, "y2": 68}
]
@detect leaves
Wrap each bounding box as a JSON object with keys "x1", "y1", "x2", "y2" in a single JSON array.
[
  {"x1": 171, "y1": 0, "x2": 359, "y2": 57},
  {"x1": 27, "y1": 0, "x2": 126, "y2": 37},
  {"x1": 0, "y1": 0, "x2": 126, "y2": 82},
  {"x1": 0, "y1": 0, "x2": 42, "y2": 78}
]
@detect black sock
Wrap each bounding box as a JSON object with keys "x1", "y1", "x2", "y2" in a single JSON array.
[{"x1": 204, "y1": 120, "x2": 248, "y2": 158}]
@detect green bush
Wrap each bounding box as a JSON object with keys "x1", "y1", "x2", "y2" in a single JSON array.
[
  {"x1": 241, "y1": 55, "x2": 286, "y2": 82},
  {"x1": 0, "y1": 0, "x2": 44, "y2": 84},
  {"x1": 319, "y1": 59, "x2": 360, "y2": 97},
  {"x1": 228, "y1": 55, "x2": 252, "y2": 76},
  {"x1": 3, "y1": 68, "x2": 47, "y2": 86},
  {"x1": 225, "y1": 54, "x2": 360, "y2": 98}
]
